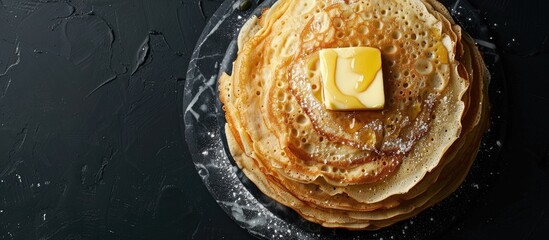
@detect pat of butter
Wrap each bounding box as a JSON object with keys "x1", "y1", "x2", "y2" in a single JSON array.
[{"x1": 319, "y1": 47, "x2": 385, "y2": 111}]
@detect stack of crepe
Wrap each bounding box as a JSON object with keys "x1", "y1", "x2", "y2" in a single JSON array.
[{"x1": 219, "y1": 0, "x2": 489, "y2": 229}]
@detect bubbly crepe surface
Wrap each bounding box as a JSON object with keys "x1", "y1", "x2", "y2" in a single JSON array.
[{"x1": 219, "y1": 0, "x2": 489, "y2": 229}]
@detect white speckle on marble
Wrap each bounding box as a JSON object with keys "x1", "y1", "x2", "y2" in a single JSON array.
[{"x1": 200, "y1": 104, "x2": 208, "y2": 112}]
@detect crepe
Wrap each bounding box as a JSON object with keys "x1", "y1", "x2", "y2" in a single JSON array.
[{"x1": 219, "y1": 0, "x2": 489, "y2": 229}]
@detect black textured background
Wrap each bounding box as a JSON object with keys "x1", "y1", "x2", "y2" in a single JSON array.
[{"x1": 0, "y1": 0, "x2": 548, "y2": 239}]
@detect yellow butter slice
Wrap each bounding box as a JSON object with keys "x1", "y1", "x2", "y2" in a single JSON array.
[{"x1": 319, "y1": 47, "x2": 385, "y2": 111}]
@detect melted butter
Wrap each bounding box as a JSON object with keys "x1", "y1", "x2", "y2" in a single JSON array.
[
  {"x1": 431, "y1": 29, "x2": 450, "y2": 64},
  {"x1": 434, "y1": 43, "x2": 449, "y2": 64},
  {"x1": 410, "y1": 102, "x2": 422, "y2": 119},
  {"x1": 352, "y1": 47, "x2": 382, "y2": 92},
  {"x1": 319, "y1": 47, "x2": 385, "y2": 111},
  {"x1": 320, "y1": 49, "x2": 365, "y2": 110}
]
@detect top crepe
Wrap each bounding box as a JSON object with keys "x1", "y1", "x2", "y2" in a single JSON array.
[{"x1": 219, "y1": 0, "x2": 489, "y2": 229}]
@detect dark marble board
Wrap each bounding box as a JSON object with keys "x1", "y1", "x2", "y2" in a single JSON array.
[{"x1": 1, "y1": 0, "x2": 548, "y2": 239}]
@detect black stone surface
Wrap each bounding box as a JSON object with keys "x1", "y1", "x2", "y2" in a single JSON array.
[{"x1": 0, "y1": 0, "x2": 548, "y2": 239}]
